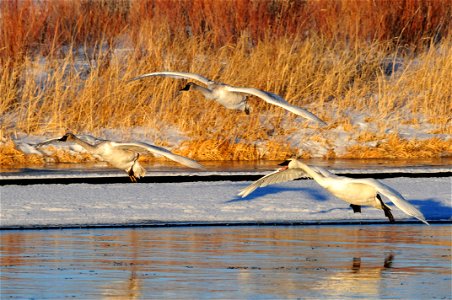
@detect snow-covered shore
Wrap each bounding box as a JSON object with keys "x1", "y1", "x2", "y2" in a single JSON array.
[{"x1": 1, "y1": 173, "x2": 450, "y2": 229}]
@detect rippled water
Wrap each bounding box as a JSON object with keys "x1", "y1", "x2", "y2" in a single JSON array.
[
  {"x1": 1, "y1": 225, "x2": 451, "y2": 299},
  {"x1": 2, "y1": 157, "x2": 451, "y2": 174}
]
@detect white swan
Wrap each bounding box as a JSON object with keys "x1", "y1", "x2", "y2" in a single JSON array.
[
  {"x1": 37, "y1": 133, "x2": 204, "y2": 182},
  {"x1": 239, "y1": 159, "x2": 429, "y2": 224},
  {"x1": 129, "y1": 71, "x2": 327, "y2": 125}
]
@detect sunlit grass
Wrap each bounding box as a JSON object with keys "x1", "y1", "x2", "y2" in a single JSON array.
[
  {"x1": 0, "y1": 0, "x2": 450, "y2": 165},
  {"x1": 344, "y1": 135, "x2": 452, "y2": 159}
]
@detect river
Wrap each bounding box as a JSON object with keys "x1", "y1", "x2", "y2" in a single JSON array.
[{"x1": 1, "y1": 225, "x2": 450, "y2": 299}]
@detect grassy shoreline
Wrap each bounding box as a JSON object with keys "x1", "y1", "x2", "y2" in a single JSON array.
[{"x1": 1, "y1": 0, "x2": 451, "y2": 165}]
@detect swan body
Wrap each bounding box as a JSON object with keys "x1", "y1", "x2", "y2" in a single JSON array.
[
  {"x1": 130, "y1": 71, "x2": 327, "y2": 125},
  {"x1": 38, "y1": 133, "x2": 204, "y2": 182},
  {"x1": 239, "y1": 159, "x2": 428, "y2": 224}
]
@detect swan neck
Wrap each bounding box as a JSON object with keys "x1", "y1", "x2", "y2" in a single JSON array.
[
  {"x1": 295, "y1": 161, "x2": 325, "y2": 182},
  {"x1": 71, "y1": 137, "x2": 96, "y2": 152},
  {"x1": 191, "y1": 84, "x2": 213, "y2": 98}
]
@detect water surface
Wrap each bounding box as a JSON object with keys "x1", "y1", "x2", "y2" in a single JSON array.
[
  {"x1": 1, "y1": 225, "x2": 451, "y2": 299},
  {"x1": 2, "y1": 157, "x2": 451, "y2": 174}
]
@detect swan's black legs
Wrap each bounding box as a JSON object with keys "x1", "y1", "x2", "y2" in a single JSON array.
[
  {"x1": 127, "y1": 153, "x2": 140, "y2": 183},
  {"x1": 127, "y1": 169, "x2": 137, "y2": 183},
  {"x1": 383, "y1": 207, "x2": 395, "y2": 223},
  {"x1": 377, "y1": 194, "x2": 395, "y2": 223},
  {"x1": 350, "y1": 204, "x2": 361, "y2": 213}
]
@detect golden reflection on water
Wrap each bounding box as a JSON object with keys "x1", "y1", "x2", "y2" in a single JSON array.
[{"x1": 1, "y1": 225, "x2": 451, "y2": 299}]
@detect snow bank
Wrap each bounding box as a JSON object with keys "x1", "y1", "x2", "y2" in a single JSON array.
[{"x1": 1, "y1": 177, "x2": 450, "y2": 228}]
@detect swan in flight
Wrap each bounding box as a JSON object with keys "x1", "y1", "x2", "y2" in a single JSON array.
[
  {"x1": 238, "y1": 159, "x2": 428, "y2": 224},
  {"x1": 37, "y1": 133, "x2": 204, "y2": 182},
  {"x1": 129, "y1": 71, "x2": 327, "y2": 125}
]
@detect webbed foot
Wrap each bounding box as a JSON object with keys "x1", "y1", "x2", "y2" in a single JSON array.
[{"x1": 350, "y1": 204, "x2": 362, "y2": 213}]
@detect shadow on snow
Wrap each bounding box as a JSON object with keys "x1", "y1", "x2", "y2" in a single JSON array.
[
  {"x1": 226, "y1": 185, "x2": 450, "y2": 221},
  {"x1": 225, "y1": 185, "x2": 330, "y2": 203}
]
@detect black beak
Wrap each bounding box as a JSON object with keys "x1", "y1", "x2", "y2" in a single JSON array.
[
  {"x1": 180, "y1": 84, "x2": 190, "y2": 91},
  {"x1": 58, "y1": 135, "x2": 68, "y2": 142},
  {"x1": 278, "y1": 160, "x2": 291, "y2": 166}
]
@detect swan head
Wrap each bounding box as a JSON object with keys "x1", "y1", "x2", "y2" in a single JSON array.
[
  {"x1": 279, "y1": 159, "x2": 292, "y2": 167},
  {"x1": 58, "y1": 132, "x2": 77, "y2": 142},
  {"x1": 279, "y1": 158, "x2": 304, "y2": 169},
  {"x1": 278, "y1": 158, "x2": 296, "y2": 167},
  {"x1": 278, "y1": 158, "x2": 295, "y2": 170},
  {"x1": 180, "y1": 82, "x2": 195, "y2": 91}
]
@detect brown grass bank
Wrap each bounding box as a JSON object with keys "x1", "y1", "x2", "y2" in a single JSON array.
[{"x1": 1, "y1": 0, "x2": 451, "y2": 166}]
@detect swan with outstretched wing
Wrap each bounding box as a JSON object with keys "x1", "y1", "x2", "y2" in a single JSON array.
[
  {"x1": 239, "y1": 159, "x2": 428, "y2": 224},
  {"x1": 37, "y1": 133, "x2": 204, "y2": 182},
  {"x1": 129, "y1": 71, "x2": 327, "y2": 125}
]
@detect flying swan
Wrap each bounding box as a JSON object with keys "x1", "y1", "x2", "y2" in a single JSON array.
[
  {"x1": 129, "y1": 71, "x2": 327, "y2": 125},
  {"x1": 238, "y1": 159, "x2": 428, "y2": 224},
  {"x1": 37, "y1": 133, "x2": 204, "y2": 182}
]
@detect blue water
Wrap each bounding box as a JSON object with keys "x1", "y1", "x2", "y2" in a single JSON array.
[{"x1": 1, "y1": 225, "x2": 451, "y2": 299}]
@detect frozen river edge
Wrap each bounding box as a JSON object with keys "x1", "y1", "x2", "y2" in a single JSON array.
[
  {"x1": 1, "y1": 165, "x2": 451, "y2": 185},
  {"x1": 1, "y1": 167, "x2": 451, "y2": 229}
]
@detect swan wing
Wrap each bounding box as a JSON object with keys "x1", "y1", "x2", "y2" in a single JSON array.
[
  {"x1": 36, "y1": 135, "x2": 105, "y2": 149},
  {"x1": 35, "y1": 137, "x2": 63, "y2": 148},
  {"x1": 238, "y1": 168, "x2": 308, "y2": 198},
  {"x1": 358, "y1": 178, "x2": 429, "y2": 225},
  {"x1": 113, "y1": 142, "x2": 205, "y2": 169},
  {"x1": 224, "y1": 86, "x2": 327, "y2": 125},
  {"x1": 129, "y1": 71, "x2": 212, "y2": 85}
]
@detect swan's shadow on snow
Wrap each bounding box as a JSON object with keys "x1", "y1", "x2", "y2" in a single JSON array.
[
  {"x1": 408, "y1": 198, "x2": 452, "y2": 218},
  {"x1": 315, "y1": 207, "x2": 351, "y2": 214},
  {"x1": 225, "y1": 184, "x2": 330, "y2": 203},
  {"x1": 226, "y1": 185, "x2": 451, "y2": 220},
  {"x1": 316, "y1": 198, "x2": 452, "y2": 218}
]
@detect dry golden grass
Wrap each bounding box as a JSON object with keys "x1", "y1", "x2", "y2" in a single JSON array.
[
  {"x1": 344, "y1": 134, "x2": 452, "y2": 159},
  {"x1": 175, "y1": 138, "x2": 297, "y2": 161},
  {"x1": 0, "y1": 0, "x2": 450, "y2": 166},
  {"x1": 0, "y1": 141, "x2": 44, "y2": 166},
  {"x1": 1, "y1": 0, "x2": 449, "y2": 60}
]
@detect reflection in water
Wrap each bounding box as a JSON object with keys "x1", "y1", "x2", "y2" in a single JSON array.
[
  {"x1": 100, "y1": 230, "x2": 142, "y2": 299},
  {"x1": 314, "y1": 253, "x2": 396, "y2": 298},
  {"x1": 1, "y1": 225, "x2": 451, "y2": 299}
]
